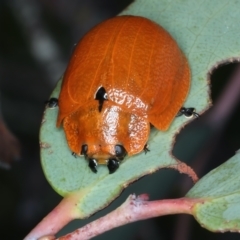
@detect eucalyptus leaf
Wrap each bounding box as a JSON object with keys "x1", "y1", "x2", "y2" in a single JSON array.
[
  {"x1": 40, "y1": 0, "x2": 240, "y2": 218},
  {"x1": 186, "y1": 150, "x2": 240, "y2": 232}
]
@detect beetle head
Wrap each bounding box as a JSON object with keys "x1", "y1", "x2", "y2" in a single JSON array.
[{"x1": 81, "y1": 144, "x2": 127, "y2": 174}]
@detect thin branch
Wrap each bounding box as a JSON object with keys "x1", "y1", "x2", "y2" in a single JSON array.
[
  {"x1": 24, "y1": 194, "x2": 81, "y2": 240},
  {"x1": 24, "y1": 190, "x2": 201, "y2": 240},
  {"x1": 57, "y1": 194, "x2": 199, "y2": 240}
]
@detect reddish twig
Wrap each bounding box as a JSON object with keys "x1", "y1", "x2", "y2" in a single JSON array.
[
  {"x1": 24, "y1": 194, "x2": 200, "y2": 240},
  {"x1": 24, "y1": 194, "x2": 82, "y2": 240},
  {"x1": 58, "y1": 194, "x2": 198, "y2": 240}
]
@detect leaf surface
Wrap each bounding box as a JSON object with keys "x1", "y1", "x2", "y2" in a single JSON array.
[{"x1": 187, "y1": 151, "x2": 240, "y2": 232}]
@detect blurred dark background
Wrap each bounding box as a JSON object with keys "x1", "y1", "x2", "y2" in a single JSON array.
[{"x1": 0, "y1": 0, "x2": 240, "y2": 239}]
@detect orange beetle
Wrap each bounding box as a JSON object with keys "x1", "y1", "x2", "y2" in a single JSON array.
[{"x1": 55, "y1": 15, "x2": 192, "y2": 174}]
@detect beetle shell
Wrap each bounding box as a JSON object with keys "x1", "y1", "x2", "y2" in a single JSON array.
[{"x1": 57, "y1": 15, "x2": 190, "y2": 169}]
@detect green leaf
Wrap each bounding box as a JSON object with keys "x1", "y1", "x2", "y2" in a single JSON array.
[
  {"x1": 186, "y1": 151, "x2": 240, "y2": 232},
  {"x1": 40, "y1": 0, "x2": 240, "y2": 218},
  {"x1": 40, "y1": 79, "x2": 192, "y2": 217}
]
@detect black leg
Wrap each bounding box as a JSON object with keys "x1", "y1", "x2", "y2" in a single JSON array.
[
  {"x1": 177, "y1": 107, "x2": 199, "y2": 118},
  {"x1": 144, "y1": 144, "x2": 150, "y2": 154},
  {"x1": 89, "y1": 159, "x2": 98, "y2": 173},
  {"x1": 107, "y1": 159, "x2": 120, "y2": 174},
  {"x1": 45, "y1": 98, "x2": 58, "y2": 108},
  {"x1": 72, "y1": 152, "x2": 77, "y2": 158}
]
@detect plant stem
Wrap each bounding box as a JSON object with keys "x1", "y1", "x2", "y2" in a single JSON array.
[
  {"x1": 58, "y1": 194, "x2": 198, "y2": 240},
  {"x1": 24, "y1": 194, "x2": 81, "y2": 240}
]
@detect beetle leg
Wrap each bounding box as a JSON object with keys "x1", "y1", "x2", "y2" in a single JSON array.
[
  {"x1": 89, "y1": 159, "x2": 98, "y2": 173},
  {"x1": 107, "y1": 159, "x2": 120, "y2": 174},
  {"x1": 81, "y1": 144, "x2": 88, "y2": 156},
  {"x1": 143, "y1": 144, "x2": 150, "y2": 154},
  {"x1": 72, "y1": 152, "x2": 77, "y2": 158},
  {"x1": 176, "y1": 107, "x2": 199, "y2": 118},
  {"x1": 45, "y1": 98, "x2": 58, "y2": 108}
]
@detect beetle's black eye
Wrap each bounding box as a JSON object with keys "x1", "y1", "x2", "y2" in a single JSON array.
[
  {"x1": 81, "y1": 144, "x2": 88, "y2": 156},
  {"x1": 115, "y1": 145, "x2": 127, "y2": 160}
]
